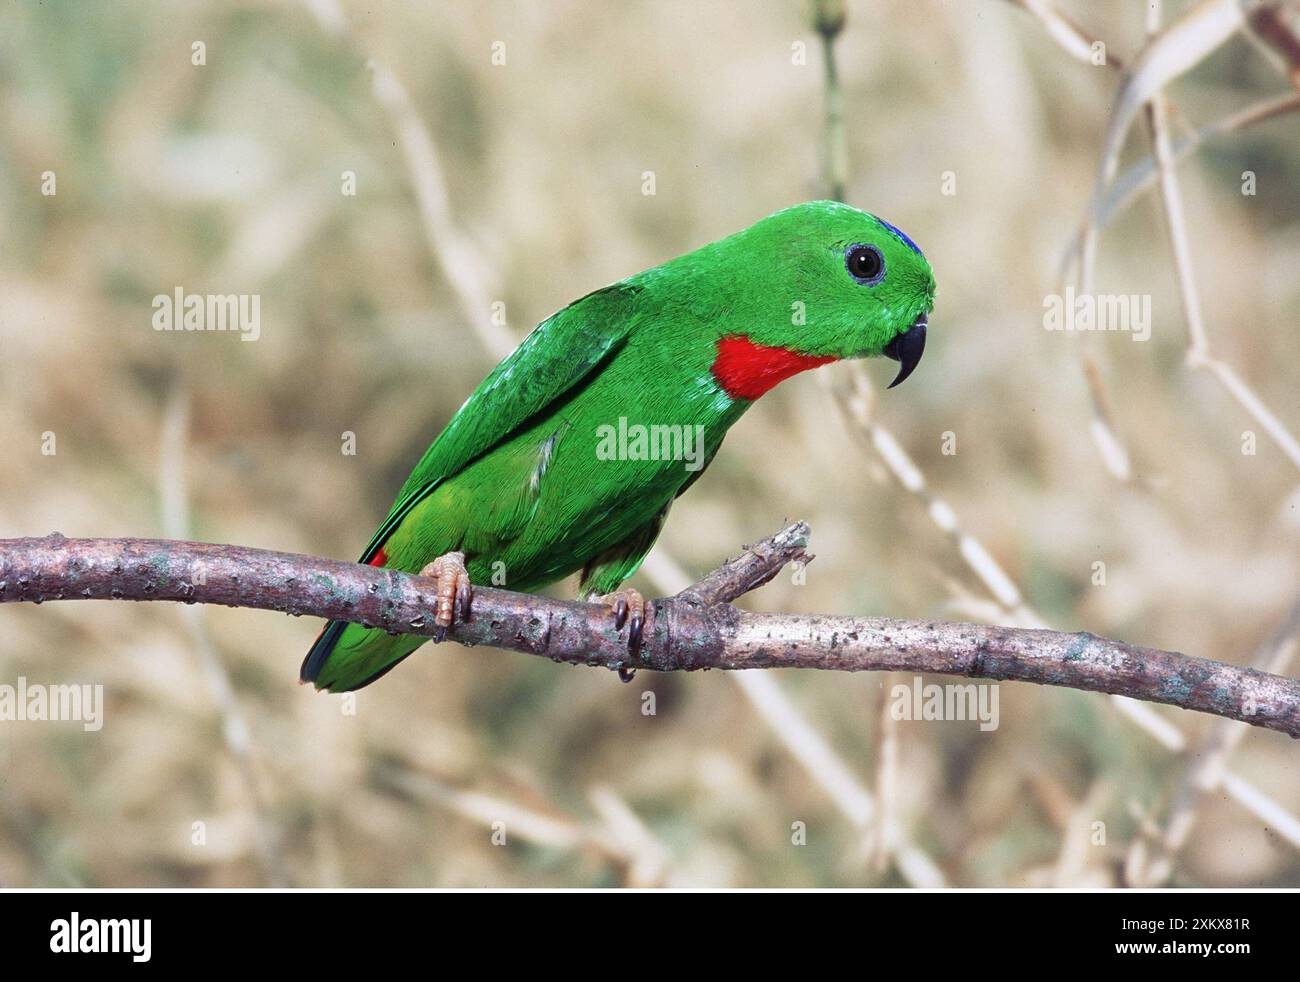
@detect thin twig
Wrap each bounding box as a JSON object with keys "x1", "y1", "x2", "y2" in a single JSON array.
[
  {"x1": 675, "y1": 522, "x2": 812, "y2": 607},
  {"x1": 3, "y1": 526, "x2": 1300, "y2": 738}
]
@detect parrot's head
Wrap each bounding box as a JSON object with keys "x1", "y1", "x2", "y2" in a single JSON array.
[{"x1": 707, "y1": 200, "x2": 937, "y2": 392}]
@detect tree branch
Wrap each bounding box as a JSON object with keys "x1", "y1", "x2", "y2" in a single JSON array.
[{"x1": 2, "y1": 524, "x2": 1298, "y2": 738}]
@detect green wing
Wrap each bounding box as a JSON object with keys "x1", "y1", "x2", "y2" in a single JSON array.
[
  {"x1": 355, "y1": 283, "x2": 642, "y2": 564},
  {"x1": 302, "y1": 283, "x2": 643, "y2": 690}
]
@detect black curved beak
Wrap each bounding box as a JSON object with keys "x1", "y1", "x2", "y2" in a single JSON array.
[{"x1": 883, "y1": 312, "x2": 928, "y2": 389}]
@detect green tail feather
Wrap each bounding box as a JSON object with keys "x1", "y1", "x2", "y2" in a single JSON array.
[{"x1": 301, "y1": 621, "x2": 427, "y2": 693}]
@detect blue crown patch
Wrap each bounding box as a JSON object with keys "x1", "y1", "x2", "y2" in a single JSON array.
[{"x1": 876, "y1": 217, "x2": 923, "y2": 257}]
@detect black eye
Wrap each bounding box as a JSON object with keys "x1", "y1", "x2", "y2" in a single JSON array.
[{"x1": 846, "y1": 244, "x2": 884, "y2": 285}]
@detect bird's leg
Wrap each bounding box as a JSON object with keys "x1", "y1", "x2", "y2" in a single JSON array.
[
  {"x1": 590, "y1": 586, "x2": 646, "y2": 658},
  {"x1": 418, "y1": 551, "x2": 471, "y2": 642}
]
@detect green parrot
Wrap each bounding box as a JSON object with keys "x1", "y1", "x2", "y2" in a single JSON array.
[{"x1": 302, "y1": 200, "x2": 936, "y2": 692}]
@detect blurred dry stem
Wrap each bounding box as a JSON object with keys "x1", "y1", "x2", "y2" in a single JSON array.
[
  {"x1": 1063, "y1": 89, "x2": 1300, "y2": 274},
  {"x1": 157, "y1": 386, "x2": 286, "y2": 887},
  {"x1": 1016, "y1": 0, "x2": 1123, "y2": 67},
  {"x1": 1128, "y1": 594, "x2": 1300, "y2": 884},
  {"x1": 815, "y1": 0, "x2": 849, "y2": 201},
  {"x1": 1075, "y1": 0, "x2": 1300, "y2": 469},
  {"x1": 971, "y1": 0, "x2": 1300, "y2": 879},
  {"x1": 304, "y1": 0, "x2": 514, "y2": 357},
  {"x1": 1246, "y1": 0, "x2": 1300, "y2": 86},
  {"x1": 378, "y1": 766, "x2": 669, "y2": 886},
  {"x1": 1080, "y1": 0, "x2": 1246, "y2": 294}
]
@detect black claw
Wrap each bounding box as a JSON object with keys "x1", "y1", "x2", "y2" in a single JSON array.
[
  {"x1": 455, "y1": 579, "x2": 471, "y2": 621},
  {"x1": 432, "y1": 624, "x2": 448, "y2": 644},
  {"x1": 883, "y1": 313, "x2": 928, "y2": 389},
  {"x1": 628, "y1": 610, "x2": 644, "y2": 652},
  {"x1": 618, "y1": 666, "x2": 636, "y2": 683},
  {"x1": 612, "y1": 597, "x2": 628, "y2": 630}
]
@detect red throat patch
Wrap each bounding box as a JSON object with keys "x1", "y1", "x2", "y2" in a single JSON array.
[{"x1": 710, "y1": 335, "x2": 836, "y2": 401}]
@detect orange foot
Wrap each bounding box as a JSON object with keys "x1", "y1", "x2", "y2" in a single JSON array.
[
  {"x1": 593, "y1": 587, "x2": 646, "y2": 668},
  {"x1": 418, "y1": 551, "x2": 471, "y2": 641}
]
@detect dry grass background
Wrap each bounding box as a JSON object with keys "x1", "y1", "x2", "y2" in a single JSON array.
[{"x1": 1, "y1": 0, "x2": 1299, "y2": 887}]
